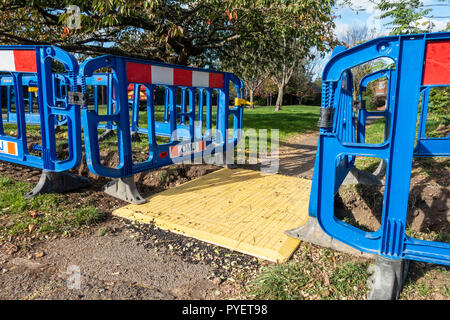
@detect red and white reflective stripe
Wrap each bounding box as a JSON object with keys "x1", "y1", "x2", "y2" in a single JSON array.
[
  {"x1": 0, "y1": 50, "x2": 37, "y2": 73},
  {"x1": 126, "y1": 62, "x2": 223, "y2": 88}
]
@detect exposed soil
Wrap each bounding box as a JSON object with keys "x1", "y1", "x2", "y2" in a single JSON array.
[{"x1": 335, "y1": 159, "x2": 450, "y2": 236}]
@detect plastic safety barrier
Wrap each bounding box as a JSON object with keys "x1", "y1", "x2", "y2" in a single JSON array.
[
  {"x1": 414, "y1": 86, "x2": 450, "y2": 157},
  {"x1": 309, "y1": 32, "x2": 450, "y2": 267},
  {"x1": 79, "y1": 55, "x2": 244, "y2": 180},
  {"x1": 0, "y1": 45, "x2": 82, "y2": 172}
]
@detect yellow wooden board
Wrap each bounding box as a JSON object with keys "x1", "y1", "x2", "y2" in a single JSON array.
[{"x1": 113, "y1": 168, "x2": 311, "y2": 262}]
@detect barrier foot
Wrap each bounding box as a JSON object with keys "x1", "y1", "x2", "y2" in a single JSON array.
[
  {"x1": 130, "y1": 131, "x2": 141, "y2": 142},
  {"x1": 25, "y1": 170, "x2": 91, "y2": 199},
  {"x1": 285, "y1": 217, "x2": 372, "y2": 258},
  {"x1": 367, "y1": 256, "x2": 409, "y2": 300},
  {"x1": 103, "y1": 176, "x2": 147, "y2": 204},
  {"x1": 373, "y1": 160, "x2": 387, "y2": 178},
  {"x1": 342, "y1": 167, "x2": 383, "y2": 185},
  {"x1": 98, "y1": 129, "x2": 115, "y2": 142}
]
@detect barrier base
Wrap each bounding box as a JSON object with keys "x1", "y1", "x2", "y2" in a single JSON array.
[
  {"x1": 98, "y1": 129, "x2": 115, "y2": 142},
  {"x1": 130, "y1": 131, "x2": 141, "y2": 142},
  {"x1": 285, "y1": 217, "x2": 373, "y2": 258},
  {"x1": 342, "y1": 167, "x2": 383, "y2": 185},
  {"x1": 373, "y1": 160, "x2": 387, "y2": 178},
  {"x1": 104, "y1": 176, "x2": 147, "y2": 204},
  {"x1": 367, "y1": 256, "x2": 409, "y2": 300},
  {"x1": 24, "y1": 170, "x2": 91, "y2": 199}
]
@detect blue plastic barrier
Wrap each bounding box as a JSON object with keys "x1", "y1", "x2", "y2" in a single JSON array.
[
  {"x1": 0, "y1": 74, "x2": 41, "y2": 124},
  {"x1": 309, "y1": 32, "x2": 450, "y2": 266},
  {"x1": 0, "y1": 45, "x2": 82, "y2": 172},
  {"x1": 79, "y1": 55, "x2": 244, "y2": 179},
  {"x1": 414, "y1": 86, "x2": 450, "y2": 157}
]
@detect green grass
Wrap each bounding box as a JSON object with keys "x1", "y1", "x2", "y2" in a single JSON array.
[
  {"x1": 242, "y1": 105, "x2": 320, "y2": 142},
  {"x1": 353, "y1": 118, "x2": 385, "y2": 171},
  {"x1": 247, "y1": 243, "x2": 369, "y2": 300},
  {"x1": 0, "y1": 176, "x2": 105, "y2": 241},
  {"x1": 400, "y1": 262, "x2": 450, "y2": 299}
]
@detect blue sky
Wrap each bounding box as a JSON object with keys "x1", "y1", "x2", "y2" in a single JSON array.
[
  {"x1": 310, "y1": 1, "x2": 450, "y2": 78},
  {"x1": 334, "y1": 0, "x2": 450, "y2": 39}
]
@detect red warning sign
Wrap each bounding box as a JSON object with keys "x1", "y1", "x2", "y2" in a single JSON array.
[{"x1": 422, "y1": 40, "x2": 450, "y2": 86}]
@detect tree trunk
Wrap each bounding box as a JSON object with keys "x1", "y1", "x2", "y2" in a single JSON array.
[
  {"x1": 275, "y1": 84, "x2": 284, "y2": 111},
  {"x1": 249, "y1": 89, "x2": 255, "y2": 109}
]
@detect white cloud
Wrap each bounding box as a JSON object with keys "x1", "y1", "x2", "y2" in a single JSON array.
[
  {"x1": 416, "y1": 17, "x2": 448, "y2": 32},
  {"x1": 334, "y1": 20, "x2": 351, "y2": 39}
]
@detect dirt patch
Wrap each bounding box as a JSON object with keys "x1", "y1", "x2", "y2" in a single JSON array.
[
  {"x1": 0, "y1": 220, "x2": 213, "y2": 299},
  {"x1": 335, "y1": 158, "x2": 449, "y2": 237}
]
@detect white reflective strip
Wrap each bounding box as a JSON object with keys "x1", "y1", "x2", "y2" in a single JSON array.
[
  {"x1": 151, "y1": 65, "x2": 173, "y2": 85},
  {"x1": 192, "y1": 71, "x2": 209, "y2": 87},
  {"x1": 0, "y1": 51, "x2": 16, "y2": 72}
]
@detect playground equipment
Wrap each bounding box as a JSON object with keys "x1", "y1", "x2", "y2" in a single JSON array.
[
  {"x1": 287, "y1": 31, "x2": 450, "y2": 299},
  {"x1": 0, "y1": 45, "x2": 245, "y2": 203}
]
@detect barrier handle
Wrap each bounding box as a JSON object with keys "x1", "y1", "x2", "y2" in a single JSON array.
[
  {"x1": 37, "y1": 46, "x2": 82, "y2": 172},
  {"x1": 80, "y1": 55, "x2": 133, "y2": 178}
]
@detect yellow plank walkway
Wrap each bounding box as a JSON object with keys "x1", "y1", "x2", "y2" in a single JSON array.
[{"x1": 113, "y1": 168, "x2": 311, "y2": 262}]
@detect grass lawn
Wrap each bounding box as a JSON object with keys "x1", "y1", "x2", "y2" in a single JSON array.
[
  {"x1": 242, "y1": 105, "x2": 320, "y2": 142},
  {"x1": 0, "y1": 176, "x2": 104, "y2": 244}
]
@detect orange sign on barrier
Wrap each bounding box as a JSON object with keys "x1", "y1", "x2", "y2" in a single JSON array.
[{"x1": 0, "y1": 140, "x2": 18, "y2": 156}]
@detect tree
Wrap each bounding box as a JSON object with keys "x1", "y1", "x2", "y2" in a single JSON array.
[
  {"x1": 254, "y1": 78, "x2": 278, "y2": 106},
  {"x1": 220, "y1": 41, "x2": 269, "y2": 107},
  {"x1": 269, "y1": 36, "x2": 302, "y2": 111},
  {"x1": 215, "y1": 1, "x2": 337, "y2": 111},
  {"x1": 0, "y1": 0, "x2": 337, "y2": 66},
  {"x1": 286, "y1": 56, "x2": 321, "y2": 105},
  {"x1": 244, "y1": 72, "x2": 266, "y2": 107},
  {"x1": 376, "y1": 0, "x2": 432, "y2": 35},
  {"x1": 340, "y1": 24, "x2": 377, "y2": 100}
]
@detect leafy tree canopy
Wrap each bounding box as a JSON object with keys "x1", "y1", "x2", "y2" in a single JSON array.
[
  {"x1": 377, "y1": 0, "x2": 432, "y2": 34},
  {"x1": 0, "y1": 0, "x2": 337, "y2": 65}
]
